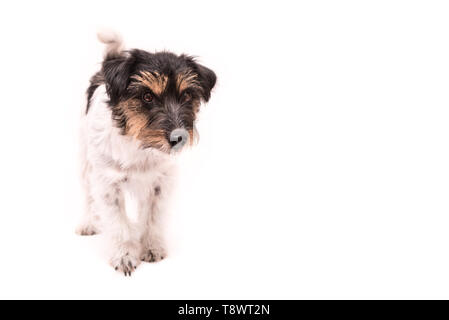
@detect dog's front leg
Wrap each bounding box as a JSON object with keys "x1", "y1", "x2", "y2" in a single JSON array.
[
  {"x1": 138, "y1": 184, "x2": 167, "y2": 263},
  {"x1": 90, "y1": 172, "x2": 140, "y2": 275}
]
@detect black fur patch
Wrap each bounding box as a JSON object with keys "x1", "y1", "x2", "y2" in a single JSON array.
[{"x1": 85, "y1": 72, "x2": 104, "y2": 113}]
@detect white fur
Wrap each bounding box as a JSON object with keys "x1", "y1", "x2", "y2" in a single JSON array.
[
  {"x1": 78, "y1": 84, "x2": 175, "y2": 275},
  {"x1": 97, "y1": 29, "x2": 124, "y2": 57}
]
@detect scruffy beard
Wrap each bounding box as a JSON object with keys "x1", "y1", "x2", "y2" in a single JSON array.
[{"x1": 132, "y1": 125, "x2": 196, "y2": 155}]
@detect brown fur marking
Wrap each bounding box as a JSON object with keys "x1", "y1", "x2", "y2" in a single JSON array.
[
  {"x1": 117, "y1": 98, "x2": 170, "y2": 152},
  {"x1": 188, "y1": 128, "x2": 195, "y2": 146},
  {"x1": 176, "y1": 70, "x2": 200, "y2": 92},
  {"x1": 131, "y1": 71, "x2": 168, "y2": 95}
]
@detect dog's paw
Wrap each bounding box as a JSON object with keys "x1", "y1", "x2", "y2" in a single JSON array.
[
  {"x1": 140, "y1": 246, "x2": 166, "y2": 263},
  {"x1": 111, "y1": 252, "x2": 140, "y2": 276},
  {"x1": 75, "y1": 224, "x2": 99, "y2": 236}
]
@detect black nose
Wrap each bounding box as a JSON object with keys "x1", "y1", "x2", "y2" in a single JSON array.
[
  {"x1": 170, "y1": 135, "x2": 183, "y2": 147},
  {"x1": 169, "y1": 128, "x2": 189, "y2": 150}
]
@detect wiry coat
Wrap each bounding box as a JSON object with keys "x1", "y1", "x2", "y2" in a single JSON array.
[{"x1": 77, "y1": 32, "x2": 216, "y2": 275}]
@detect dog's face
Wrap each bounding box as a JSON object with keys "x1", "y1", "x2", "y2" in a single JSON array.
[{"x1": 102, "y1": 49, "x2": 216, "y2": 153}]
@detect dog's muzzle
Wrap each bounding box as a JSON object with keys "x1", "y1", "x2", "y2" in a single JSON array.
[{"x1": 169, "y1": 128, "x2": 189, "y2": 151}]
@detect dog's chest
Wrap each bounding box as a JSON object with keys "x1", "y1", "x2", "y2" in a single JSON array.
[{"x1": 106, "y1": 139, "x2": 174, "y2": 194}]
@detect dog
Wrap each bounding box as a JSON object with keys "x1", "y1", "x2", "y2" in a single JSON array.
[{"x1": 77, "y1": 31, "x2": 216, "y2": 276}]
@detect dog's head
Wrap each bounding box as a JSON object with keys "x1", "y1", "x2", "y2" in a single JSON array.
[{"x1": 97, "y1": 34, "x2": 216, "y2": 153}]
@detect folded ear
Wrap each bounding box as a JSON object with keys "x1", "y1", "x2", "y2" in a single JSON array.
[
  {"x1": 102, "y1": 56, "x2": 135, "y2": 105},
  {"x1": 195, "y1": 63, "x2": 216, "y2": 102},
  {"x1": 183, "y1": 56, "x2": 216, "y2": 102}
]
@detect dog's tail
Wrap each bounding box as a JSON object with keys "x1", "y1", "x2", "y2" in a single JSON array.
[{"x1": 97, "y1": 29, "x2": 124, "y2": 59}]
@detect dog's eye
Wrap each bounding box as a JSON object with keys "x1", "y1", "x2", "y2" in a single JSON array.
[
  {"x1": 182, "y1": 92, "x2": 192, "y2": 102},
  {"x1": 142, "y1": 92, "x2": 153, "y2": 103}
]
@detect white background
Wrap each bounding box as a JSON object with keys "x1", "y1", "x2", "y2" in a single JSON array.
[{"x1": 0, "y1": 0, "x2": 448, "y2": 299}]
